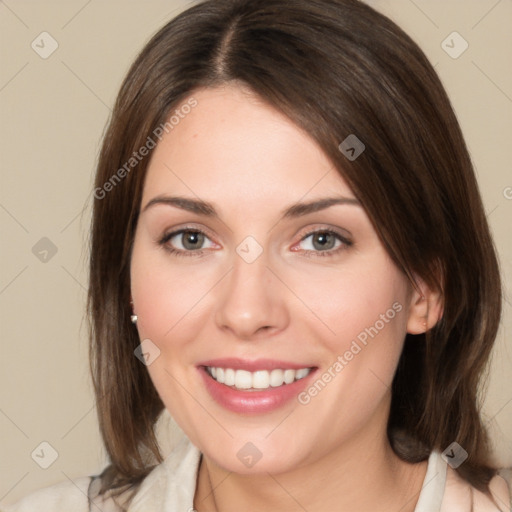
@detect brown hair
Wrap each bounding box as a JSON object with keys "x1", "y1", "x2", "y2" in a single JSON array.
[{"x1": 87, "y1": 0, "x2": 503, "y2": 507}]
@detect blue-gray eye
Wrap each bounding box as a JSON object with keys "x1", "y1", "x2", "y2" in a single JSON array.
[{"x1": 300, "y1": 231, "x2": 343, "y2": 252}]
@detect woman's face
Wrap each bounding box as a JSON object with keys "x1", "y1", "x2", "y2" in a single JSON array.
[{"x1": 130, "y1": 85, "x2": 416, "y2": 474}]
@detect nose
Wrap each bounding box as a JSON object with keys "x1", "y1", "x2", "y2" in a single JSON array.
[{"x1": 214, "y1": 251, "x2": 289, "y2": 340}]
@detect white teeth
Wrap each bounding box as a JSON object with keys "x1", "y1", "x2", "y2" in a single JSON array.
[
  {"x1": 253, "y1": 370, "x2": 270, "y2": 389},
  {"x1": 269, "y1": 369, "x2": 284, "y2": 387},
  {"x1": 283, "y1": 369, "x2": 295, "y2": 384},
  {"x1": 295, "y1": 368, "x2": 309, "y2": 379},
  {"x1": 224, "y1": 368, "x2": 235, "y2": 386},
  {"x1": 206, "y1": 366, "x2": 312, "y2": 390},
  {"x1": 235, "y1": 370, "x2": 252, "y2": 389}
]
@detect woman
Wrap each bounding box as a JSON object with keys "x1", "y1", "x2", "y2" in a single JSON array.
[{"x1": 4, "y1": 0, "x2": 511, "y2": 510}]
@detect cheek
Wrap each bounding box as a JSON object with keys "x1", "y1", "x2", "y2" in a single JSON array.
[
  {"x1": 289, "y1": 255, "x2": 410, "y2": 423},
  {"x1": 129, "y1": 240, "x2": 210, "y2": 427},
  {"x1": 290, "y1": 255, "x2": 408, "y2": 356},
  {"x1": 293, "y1": 264, "x2": 408, "y2": 433},
  {"x1": 130, "y1": 242, "x2": 217, "y2": 343}
]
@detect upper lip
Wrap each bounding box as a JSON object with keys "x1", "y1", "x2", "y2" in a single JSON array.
[{"x1": 198, "y1": 358, "x2": 316, "y2": 372}]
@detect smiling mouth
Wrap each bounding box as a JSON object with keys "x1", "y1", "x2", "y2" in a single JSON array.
[{"x1": 204, "y1": 366, "x2": 314, "y2": 391}]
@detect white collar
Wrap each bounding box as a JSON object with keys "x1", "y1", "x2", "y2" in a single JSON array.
[{"x1": 129, "y1": 436, "x2": 201, "y2": 511}]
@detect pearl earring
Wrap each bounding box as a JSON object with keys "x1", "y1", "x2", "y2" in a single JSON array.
[{"x1": 130, "y1": 298, "x2": 137, "y2": 324}]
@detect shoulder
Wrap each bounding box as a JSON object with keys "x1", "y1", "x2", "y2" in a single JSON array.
[
  {"x1": 1, "y1": 476, "x2": 92, "y2": 512},
  {"x1": 1, "y1": 438, "x2": 201, "y2": 512},
  {"x1": 441, "y1": 464, "x2": 511, "y2": 512},
  {"x1": 415, "y1": 451, "x2": 511, "y2": 512}
]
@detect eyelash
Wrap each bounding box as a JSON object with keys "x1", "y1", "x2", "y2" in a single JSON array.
[{"x1": 158, "y1": 227, "x2": 353, "y2": 258}]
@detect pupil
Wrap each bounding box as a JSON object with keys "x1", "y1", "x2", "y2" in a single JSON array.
[
  {"x1": 183, "y1": 231, "x2": 203, "y2": 250},
  {"x1": 313, "y1": 232, "x2": 334, "y2": 250}
]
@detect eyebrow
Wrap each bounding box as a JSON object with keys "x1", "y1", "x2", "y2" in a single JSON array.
[{"x1": 142, "y1": 195, "x2": 361, "y2": 219}]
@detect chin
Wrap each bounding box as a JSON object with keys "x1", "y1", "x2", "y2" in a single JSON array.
[{"x1": 197, "y1": 432, "x2": 312, "y2": 475}]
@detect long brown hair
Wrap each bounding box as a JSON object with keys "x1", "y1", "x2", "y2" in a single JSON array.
[{"x1": 88, "y1": 0, "x2": 503, "y2": 507}]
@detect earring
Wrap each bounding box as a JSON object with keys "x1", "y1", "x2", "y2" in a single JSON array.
[{"x1": 130, "y1": 298, "x2": 137, "y2": 324}]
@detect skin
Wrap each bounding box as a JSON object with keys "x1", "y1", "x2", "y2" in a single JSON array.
[{"x1": 130, "y1": 84, "x2": 443, "y2": 512}]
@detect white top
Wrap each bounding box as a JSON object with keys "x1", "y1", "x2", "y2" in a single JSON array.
[{"x1": 2, "y1": 437, "x2": 511, "y2": 511}]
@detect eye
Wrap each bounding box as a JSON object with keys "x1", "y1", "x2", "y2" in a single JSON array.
[
  {"x1": 159, "y1": 228, "x2": 216, "y2": 257},
  {"x1": 294, "y1": 229, "x2": 352, "y2": 257}
]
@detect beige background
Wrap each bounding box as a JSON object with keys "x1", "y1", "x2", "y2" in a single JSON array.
[{"x1": 0, "y1": 0, "x2": 511, "y2": 506}]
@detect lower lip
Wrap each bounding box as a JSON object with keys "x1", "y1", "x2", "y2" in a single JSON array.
[{"x1": 198, "y1": 367, "x2": 316, "y2": 414}]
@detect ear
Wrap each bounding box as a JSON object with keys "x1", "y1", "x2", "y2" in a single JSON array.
[{"x1": 406, "y1": 274, "x2": 444, "y2": 335}]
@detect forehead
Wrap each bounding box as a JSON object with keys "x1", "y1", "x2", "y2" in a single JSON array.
[{"x1": 142, "y1": 85, "x2": 355, "y2": 208}]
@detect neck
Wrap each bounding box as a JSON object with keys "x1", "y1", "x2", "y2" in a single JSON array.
[{"x1": 194, "y1": 400, "x2": 427, "y2": 512}]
